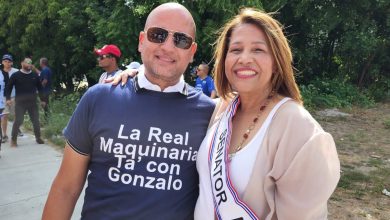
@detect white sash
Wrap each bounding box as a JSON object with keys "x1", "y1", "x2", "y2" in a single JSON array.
[{"x1": 208, "y1": 96, "x2": 259, "y2": 220}]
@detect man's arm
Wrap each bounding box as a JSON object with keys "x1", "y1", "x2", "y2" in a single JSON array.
[
  {"x1": 208, "y1": 77, "x2": 217, "y2": 99},
  {"x1": 40, "y1": 69, "x2": 48, "y2": 87},
  {"x1": 42, "y1": 144, "x2": 90, "y2": 220},
  {"x1": 35, "y1": 73, "x2": 43, "y2": 92},
  {"x1": 5, "y1": 73, "x2": 15, "y2": 100},
  {"x1": 1, "y1": 71, "x2": 9, "y2": 97},
  {"x1": 42, "y1": 79, "x2": 48, "y2": 87},
  {"x1": 32, "y1": 65, "x2": 41, "y2": 75},
  {"x1": 210, "y1": 90, "x2": 217, "y2": 99}
]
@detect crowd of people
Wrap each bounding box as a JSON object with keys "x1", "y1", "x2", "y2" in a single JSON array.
[
  {"x1": 0, "y1": 1, "x2": 342, "y2": 219},
  {"x1": 0, "y1": 54, "x2": 53, "y2": 149},
  {"x1": 42, "y1": 2, "x2": 340, "y2": 220}
]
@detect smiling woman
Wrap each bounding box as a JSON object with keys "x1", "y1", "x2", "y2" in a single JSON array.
[{"x1": 194, "y1": 8, "x2": 340, "y2": 220}]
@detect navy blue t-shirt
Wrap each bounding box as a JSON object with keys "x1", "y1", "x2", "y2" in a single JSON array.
[
  {"x1": 64, "y1": 80, "x2": 215, "y2": 220},
  {"x1": 39, "y1": 66, "x2": 52, "y2": 94},
  {"x1": 195, "y1": 76, "x2": 215, "y2": 97}
]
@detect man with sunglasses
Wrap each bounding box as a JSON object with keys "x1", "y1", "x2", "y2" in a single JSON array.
[
  {"x1": 43, "y1": 2, "x2": 215, "y2": 220},
  {"x1": 5, "y1": 57, "x2": 45, "y2": 146},
  {"x1": 95, "y1": 44, "x2": 123, "y2": 84}
]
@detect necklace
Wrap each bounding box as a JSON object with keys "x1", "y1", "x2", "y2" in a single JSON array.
[{"x1": 229, "y1": 91, "x2": 274, "y2": 160}]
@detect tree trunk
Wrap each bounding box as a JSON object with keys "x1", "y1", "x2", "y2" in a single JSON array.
[{"x1": 358, "y1": 53, "x2": 375, "y2": 88}]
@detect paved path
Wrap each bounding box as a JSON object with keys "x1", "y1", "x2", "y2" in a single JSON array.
[{"x1": 0, "y1": 126, "x2": 83, "y2": 220}]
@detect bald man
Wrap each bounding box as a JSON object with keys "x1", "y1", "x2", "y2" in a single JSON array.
[
  {"x1": 5, "y1": 57, "x2": 45, "y2": 146},
  {"x1": 195, "y1": 63, "x2": 217, "y2": 98},
  {"x1": 42, "y1": 3, "x2": 215, "y2": 219}
]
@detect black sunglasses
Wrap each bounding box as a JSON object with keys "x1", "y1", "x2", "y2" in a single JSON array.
[
  {"x1": 97, "y1": 54, "x2": 113, "y2": 60},
  {"x1": 146, "y1": 27, "x2": 194, "y2": 50}
]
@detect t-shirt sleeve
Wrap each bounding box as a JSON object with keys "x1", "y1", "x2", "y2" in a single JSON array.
[{"x1": 63, "y1": 88, "x2": 95, "y2": 155}]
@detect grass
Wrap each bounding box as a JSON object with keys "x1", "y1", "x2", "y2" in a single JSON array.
[
  {"x1": 338, "y1": 170, "x2": 370, "y2": 189},
  {"x1": 18, "y1": 93, "x2": 79, "y2": 146},
  {"x1": 384, "y1": 118, "x2": 390, "y2": 129},
  {"x1": 322, "y1": 102, "x2": 390, "y2": 218},
  {"x1": 337, "y1": 170, "x2": 374, "y2": 200},
  {"x1": 367, "y1": 158, "x2": 384, "y2": 167}
]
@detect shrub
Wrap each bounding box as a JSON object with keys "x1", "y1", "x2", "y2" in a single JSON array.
[
  {"x1": 367, "y1": 77, "x2": 390, "y2": 102},
  {"x1": 384, "y1": 118, "x2": 390, "y2": 129},
  {"x1": 300, "y1": 78, "x2": 375, "y2": 110},
  {"x1": 42, "y1": 91, "x2": 84, "y2": 145}
]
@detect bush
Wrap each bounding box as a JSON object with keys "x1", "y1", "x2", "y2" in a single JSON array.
[
  {"x1": 44, "y1": 92, "x2": 84, "y2": 143},
  {"x1": 367, "y1": 77, "x2": 390, "y2": 102},
  {"x1": 300, "y1": 78, "x2": 375, "y2": 110},
  {"x1": 21, "y1": 92, "x2": 83, "y2": 146},
  {"x1": 384, "y1": 118, "x2": 390, "y2": 130}
]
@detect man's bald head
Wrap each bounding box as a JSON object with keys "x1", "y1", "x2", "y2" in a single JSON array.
[
  {"x1": 138, "y1": 2, "x2": 198, "y2": 90},
  {"x1": 145, "y1": 2, "x2": 196, "y2": 39}
]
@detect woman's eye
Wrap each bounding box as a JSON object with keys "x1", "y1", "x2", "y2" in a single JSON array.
[
  {"x1": 229, "y1": 48, "x2": 242, "y2": 53},
  {"x1": 254, "y1": 48, "x2": 264, "y2": 52}
]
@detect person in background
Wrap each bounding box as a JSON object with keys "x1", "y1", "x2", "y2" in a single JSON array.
[
  {"x1": 1, "y1": 54, "x2": 19, "y2": 143},
  {"x1": 5, "y1": 57, "x2": 45, "y2": 146},
  {"x1": 33, "y1": 57, "x2": 53, "y2": 121},
  {"x1": 95, "y1": 44, "x2": 123, "y2": 84},
  {"x1": 195, "y1": 63, "x2": 217, "y2": 98},
  {"x1": 42, "y1": 3, "x2": 214, "y2": 219},
  {"x1": 194, "y1": 8, "x2": 340, "y2": 220}
]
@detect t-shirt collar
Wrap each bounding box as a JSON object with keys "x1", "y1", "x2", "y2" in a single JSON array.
[{"x1": 134, "y1": 67, "x2": 188, "y2": 95}]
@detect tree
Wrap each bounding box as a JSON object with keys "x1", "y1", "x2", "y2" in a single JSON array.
[{"x1": 0, "y1": 0, "x2": 388, "y2": 95}]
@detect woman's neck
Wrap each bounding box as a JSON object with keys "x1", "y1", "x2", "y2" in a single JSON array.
[{"x1": 238, "y1": 89, "x2": 273, "y2": 113}]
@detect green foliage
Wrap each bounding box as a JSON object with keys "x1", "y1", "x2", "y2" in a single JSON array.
[
  {"x1": 300, "y1": 78, "x2": 375, "y2": 110},
  {"x1": 42, "y1": 92, "x2": 84, "y2": 145},
  {"x1": 384, "y1": 118, "x2": 390, "y2": 129},
  {"x1": 0, "y1": 0, "x2": 388, "y2": 98},
  {"x1": 367, "y1": 77, "x2": 390, "y2": 102},
  {"x1": 338, "y1": 170, "x2": 370, "y2": 189}
]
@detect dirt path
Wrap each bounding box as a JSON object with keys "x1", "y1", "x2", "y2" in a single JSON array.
[{"x1": 316, "y1": 102, "x2": 390, "y2": 220}]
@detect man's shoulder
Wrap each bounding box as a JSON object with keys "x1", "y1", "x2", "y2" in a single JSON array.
[
  {"x1": 78, "y1": 82, "x2": 136, "y2": 109},
  {"x1": 41, "y1": 67, "x2": 50, "y2": 74},
  {"x1": 206, "y1": 75, "x2": 214, "y2": 82},
  {"x1": 88, "y1": 80, "x2": 135, "y2": 96},
  {"x1": 10, "y1": 68, "x2": 18, "y2": 74},
  {"x1": 99, "y1": 71, "x2": 108, "y2": 77},
  {"x1": 10, "y1": 70, "x2": 22, "y2": 77},
  {"x1": 187, "y1": 85, "x2": 215, "y2": 105}
]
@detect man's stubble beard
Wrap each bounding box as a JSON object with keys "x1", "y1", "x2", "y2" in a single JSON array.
[{"x1": 145, "y1": 65, "x2": 183, "y2": 85}]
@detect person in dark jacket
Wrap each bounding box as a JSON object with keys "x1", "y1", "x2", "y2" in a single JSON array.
[{"x1": 5, "y1": 57, "x2": 45, "y2": 146}]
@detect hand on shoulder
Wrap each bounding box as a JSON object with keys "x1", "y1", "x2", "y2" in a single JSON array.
[{"x1": 104, "y1": 69, "x2": 138, "y2": 86}]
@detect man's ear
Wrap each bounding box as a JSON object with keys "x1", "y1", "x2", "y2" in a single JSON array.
[
  {"x1": 138, "y1": 31, "x2": 145, "y2": 53},
  {"x1": 189, "y1": 42, "x2": 197, "y2": 63}
]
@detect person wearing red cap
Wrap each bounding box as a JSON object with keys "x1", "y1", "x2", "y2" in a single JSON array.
[{"x1": 95, "y1": 44, "x2": 122, "y2": 83}]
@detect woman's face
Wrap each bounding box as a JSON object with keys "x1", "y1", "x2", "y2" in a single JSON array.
[{"x1": 225, "y1": 23, "x2": 274, "y2": 95}]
